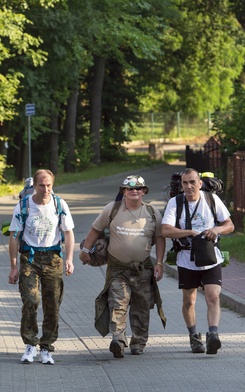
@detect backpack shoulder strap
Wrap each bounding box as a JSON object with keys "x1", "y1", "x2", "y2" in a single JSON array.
[
  {"x1": 145, "y1": 203, "x2": 156, "y2": 221},
  {"x1": 175, "y1": 193, "x2": 185, "y2": 228},
  {"x1": 52, "y1": 194, "x2": 67, "y2": 245},
  {"x1": 52, "y1": 194, "x2": 66, "y2": 226},
  {"x1": 13, "y1": 194, "x2": 31, "y2": 240},
  {"x1": 175, "y1": 192, "x2": 218, "y2": 226},
  {"x1": 109, "y1": 201, "x2": 157, "y2": 225},
  {"x1": 203, "y1": 191, "x2": 218, "y2": 224},
  {"x1": 144, "y1": 203, "x2": 157, "y2": 245},
  {"x1": 109, "y1": 200, "x2": 122, "y2": 223},
  {"x1": 108, "y1": 201, "x2": 156, "y2": 224},
  {"x1": 20, "y1": 194, "x2": 31, "y2": 227}
]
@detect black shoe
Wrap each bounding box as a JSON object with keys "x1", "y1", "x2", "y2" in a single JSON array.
[
  {"x1": 206, "y1": 332, "x2": 221, "y2": 354},
  {"x1": 189, "y1": 333, "x2": 205, "y2": 353},
  {"x1": 131, "y1": 348, "x2": 143, "y2": 355},
  {"x1": 109, "y1": 340, "x2": 124, "y2": 358}
]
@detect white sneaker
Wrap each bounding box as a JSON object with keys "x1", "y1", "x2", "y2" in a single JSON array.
[
  {"x1": 21, "y1": 344, "x2": 37, "y2": 363},
  {"x1": 39, "y1": 349, "x2": 54, "y2": 365}
]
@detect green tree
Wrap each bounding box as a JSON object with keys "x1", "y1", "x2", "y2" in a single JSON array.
[
  {"x1": 0, "y1": 0, "x2": 63, "y2": 177},
  {"x1": 0, "y1": 2, "x2": 48, "y2": 122},
  {"x1": 3, "y1": 0, "x2": 245, "y2": 177},
  {"x1": 140, "y1": 0, "x2": 245, "y2": 118},
  {"x1": 5, "y1": 1, "x2": 91, "y2": 177},
  {"x1": 77, "y1": 0, "x2": 174, "y2": 163},
  {"x1": 212, "y1": 84, "x2": 245, "y2": 153}
]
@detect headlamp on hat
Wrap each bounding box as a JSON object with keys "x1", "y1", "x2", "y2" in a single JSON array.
[{"x1": 119, "y1": 175, "x2": 149, "y2": 194}]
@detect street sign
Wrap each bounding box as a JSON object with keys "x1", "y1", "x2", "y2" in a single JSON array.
[{"x1": 25, "y1": 103, "x2": 35, "y2": 116}]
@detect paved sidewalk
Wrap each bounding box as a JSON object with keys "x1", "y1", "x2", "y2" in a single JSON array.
[{"x1": 0, "y1": 164, "x2": 245, "y2": 392}]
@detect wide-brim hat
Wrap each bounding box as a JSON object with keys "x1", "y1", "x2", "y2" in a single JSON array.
[{"x1": 119, "y1": 175, "x2": 149, "y2": 194}]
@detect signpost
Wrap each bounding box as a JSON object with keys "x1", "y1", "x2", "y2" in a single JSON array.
[{"x1": 25, "y1": 103, "x2": 35, "y2": 177}]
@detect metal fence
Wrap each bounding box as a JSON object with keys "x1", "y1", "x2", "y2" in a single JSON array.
[
  {"x1": 233, "y1": 152, "x2": 245, "y2": 229},
  {"x1": 185, "y1": 136, "x2": 224, "y2": 174},
  {"x1": 132, "y1": 112, "x2": 212, "y2": 141},
  {"x1": 186, "y1": 144, "x2": 245, "y2": 230}
]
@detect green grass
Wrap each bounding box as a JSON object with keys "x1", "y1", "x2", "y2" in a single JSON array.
[
  {"x1": 132, "y1": 120, "x2": 210, "y2": 142},
  {"x1": 164, "y1": 151, "x2": 185, "y2": 162},
  {"x1": 220, "y1": 233, "x2": 245, "y2": 263},
  {"x1": 0, "y1": 183, "x2": 23, "y2": 197}
]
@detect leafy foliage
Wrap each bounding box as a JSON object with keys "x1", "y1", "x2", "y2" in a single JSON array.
[
  {"x1": 0, "y1": 2, "x2": 50, "y2": 121},
  {"x1": 212, "y1": 84, "x2": 245, "y2": 152},
  {"x1": 140, "y1": 0, "x2": 245, "y2": 116},
  {"x1": 1, "y1": 0, "x2": 245, "y2": 178}
]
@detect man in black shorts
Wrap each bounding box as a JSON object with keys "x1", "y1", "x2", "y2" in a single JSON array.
[{"x1": 162, "y1": 168, "x2": 234, "y2": 354}]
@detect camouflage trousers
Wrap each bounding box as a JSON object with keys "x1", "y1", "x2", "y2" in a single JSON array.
[
  {"x1": 108, "y1": 267, "x2": 154, "y2": 350},
  {"x1": 19, "y1": 250, "x2": 64, "y2": 351}
]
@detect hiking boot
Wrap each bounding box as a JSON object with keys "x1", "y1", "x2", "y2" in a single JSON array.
[
  {"x1": 21, "y1": 344, "x2": 37, "y2": 363},
  {"x1": 189, "y1": 333, "x2": 205, "y2": 353},
  {"x1": 206, "y1": 332, "x2": 221, "y2": 354},
  {"x1": 131, "y1": 348, "x2": 143, "y2": 355},
  {"x1": 109, "y1": 339, "x2": 124, "y2": 358},
  {"x1": 39, "y1": 349, "x2": 54, "y2": 365}
]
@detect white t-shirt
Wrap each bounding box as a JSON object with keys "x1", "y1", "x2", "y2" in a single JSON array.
[
  {"x1": 162, "y1": 191, "x2": 231, "y2": 270},
  {"x1": 9, "y1": 195, "x2": 74, "y2": 248}
]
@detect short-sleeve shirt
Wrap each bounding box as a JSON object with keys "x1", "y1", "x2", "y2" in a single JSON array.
[
  {"x1": 92, "y1": 201, "x2": 162, "y2": 264},
  {"x1": 9, "y1": 195, "x2": 74, "y2": 248},
  {"x1": 161, "y1": 191, "x2": 231, "y2": 270}
]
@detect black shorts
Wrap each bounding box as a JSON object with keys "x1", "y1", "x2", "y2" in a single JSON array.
[{"x1": 178, "y1": 265, "x2": 222, "y2": 290}]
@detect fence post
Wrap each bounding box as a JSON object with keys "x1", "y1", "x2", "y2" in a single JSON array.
[
  {"x1": 233, "y1": 152, "x2": 245, "y2": 229},
  {"x1": 207, "y1": 111, "x2": 211, "y2": 136},
  {"x1": 177, "y1": 111, "x2": 180, "y2": 137},
  {"x1": 150, "y1": 111, "x2": 154, "y2": 140}
]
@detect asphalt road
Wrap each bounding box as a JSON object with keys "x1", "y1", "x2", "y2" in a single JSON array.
[{"x1": 54, "y1": 162, "x2": 185, "y2": 237}]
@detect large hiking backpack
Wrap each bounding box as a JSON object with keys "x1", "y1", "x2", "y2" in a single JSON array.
[
  {"x1": 19, "y1": 177, "x2": 35, "y2": 199},
  {"x1": 166, "y1": 171, "x2": 224, "y2": 198},
  {"x1": 1, "y1": 177, "x2": 35, "y2": 237}
]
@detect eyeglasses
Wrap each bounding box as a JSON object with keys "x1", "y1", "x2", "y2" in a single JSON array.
[{"x1": 126, "y1": 187, "x2": 144, "y2": 191}]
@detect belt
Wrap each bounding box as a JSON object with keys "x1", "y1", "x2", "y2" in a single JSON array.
[{"x1": 22, "y1": 243, "x2": 62, "y2": 263}]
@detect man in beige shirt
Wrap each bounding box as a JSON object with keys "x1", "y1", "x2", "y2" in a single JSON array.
[{"x1": 80, "y1": 175, "x2": 166, "y2": 358}]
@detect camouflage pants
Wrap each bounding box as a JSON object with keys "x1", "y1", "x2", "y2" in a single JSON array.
[
  {"x1": 108, "y1": 267, "x2": 153, "y2": 350},
  {"x1": 19, "y1": 250, "x2": 64, "y2": 351}
]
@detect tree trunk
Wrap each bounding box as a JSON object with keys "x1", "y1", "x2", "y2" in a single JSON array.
[
  {"x1": 64, "y1": 88, "x2": 78, "y2": 172},
  {"x1": 13, "y1": 132, "x2": 28, "y2": 180},
  {"x1": 90, "y1": 56, "x2": 106, "y2": 164},
  {"x1": 0, "y1": 124, "x2": 7, "y2": 155},
  {"x1": 49, "y1": 113, "x2": 59, "y2": 175},
  {"x1": 20, "y1": 143, "x2": 29, "y2": 180}
]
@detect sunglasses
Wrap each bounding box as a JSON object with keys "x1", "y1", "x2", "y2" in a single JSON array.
[{"x1": 126, "y1": 187, "x2": 144, "y2": 191}]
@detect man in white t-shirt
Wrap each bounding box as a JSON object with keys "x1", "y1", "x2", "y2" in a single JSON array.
[
  {"x1": 80, "y1": 175, "x2": 166, "y2": 358},
  {"x1": 8, "y1": 169, "x2": 75, "y2": 365},
  {"x1": 162, "y1": 168, "x2": 234, "y2": 355}
]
